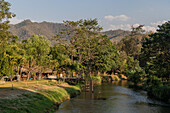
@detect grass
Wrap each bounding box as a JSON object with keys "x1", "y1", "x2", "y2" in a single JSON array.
[
  {"x1": 0, "y1": 80, "x2": 49, "y2": 88},
  {"x1": 0, "y1": 80, "x2": 81, "y2": 113},
  {"x1": 0, "y1": 92, "x2": 54, "y2": 113},
  {"x1": 63, "y1": 85, "x2": 81, "y2": 98},
  {"x1": 148, "y1": 85, "x2": 170, "y2": 103}
]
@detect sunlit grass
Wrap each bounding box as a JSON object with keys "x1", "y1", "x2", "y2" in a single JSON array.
[{"x1": 0, "y1": 80, "x2": 81, "y2": 113}]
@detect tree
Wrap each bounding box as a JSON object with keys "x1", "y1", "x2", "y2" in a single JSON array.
[
  {"x1": 92, "y1": 35, "x2": 119, "y2": 73},
  {"x1": 115, "y1": 25, "x2": 149, "y2": 75},
  {"x1": 141, "y1": 21, "x2": 170, "y2": 83},
  {"x1": 56, "y1": 19, "x2": 119, "y2": 77},
  {"x1": 23, "y1": 35, "x2": 51, "y2": 80},
  {"x1": 6, "y1": 36, "x2": 26, "y2": 81},
  {"x1": 127, "y1": 67, "x2": 144, "y2": 87},
  {"x1": 117, "y1": 25, "x2": 147, "y2": 59},
  {"x1": 0, "y1": 52, "x2": 11, "y2": 78},
  {"x1": 131, "y1": 25, "x2": 145, "y2": 36},
  {"x1": 0, "y1": 0, "x2": 15, "y2": 79},
  {"x1": 54, "y1": 19, "x2": 118, "y2": 76},
  {"x1": 0, "y1": 0, "x2": 15, "y2": 52}
]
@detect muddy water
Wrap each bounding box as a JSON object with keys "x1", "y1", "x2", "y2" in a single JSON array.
[{"x1": 56, "y1": 81, "x2": 170, "y2": 113}]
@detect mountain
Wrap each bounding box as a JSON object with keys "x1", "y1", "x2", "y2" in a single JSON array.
[
  {"x1": 9, "y1": 20, "x2": 130, "y2": 43},
  {"x1": 9, "y1": 19, "x2": 67, "y2": 41},
  {"x1": 102, "y1": 29, "x2": 131, "y2": 43}
]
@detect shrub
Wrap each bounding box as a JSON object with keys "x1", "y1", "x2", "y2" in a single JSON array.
[
  {"x1": 148, "y1": 85, "x2": 170, "y2": 102},
  {"x1": 91, "y1": 75, "x2": 102, "y2": 85},
  {"x1": 127, "y1": 67, "x2": 144, "y2": 86}
]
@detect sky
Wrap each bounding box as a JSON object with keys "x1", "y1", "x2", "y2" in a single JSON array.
[{"x1": 6, "y1": 0, "x2": 170, "y2": 32}]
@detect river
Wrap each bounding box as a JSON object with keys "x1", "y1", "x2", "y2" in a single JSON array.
[{"x1": 56, "y1": 81, "x2": 170, "y2": 113}]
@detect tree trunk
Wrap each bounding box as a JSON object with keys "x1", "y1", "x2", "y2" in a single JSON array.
[
  {"x1": 19, "y1": 67, "x2": 22, "y2": 81},
  {"x1": 10, "y1": 64, "x2": 14, "y2": 82},
  {"x1": 86, "y1": 65, "x2": 91, "y2": 78},
  {"x1": 10, "y1": 77, "x2": 13, "y2": 82},
  {"x1": 27, "y1": 72, "x2": 30, "y2": 80},
  {"x1": 34, "y1": 74, "x2": 36, "y2": 80},
  {"x1": 39, "y1": 72, "x2": 42, "y2": 80}
]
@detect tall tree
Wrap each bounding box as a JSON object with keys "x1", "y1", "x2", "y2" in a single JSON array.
[
  {"x1": 23, "y1": 35, "x2": 51, "y2": 80},
  {"x1": 117, "y1": 25, "x2": 147, "y2": 59},
  {"x1": 142, "y1": 21, "x2": 170, "y2": 82},
  {"x1": 0, "y1": 0, "x2": 15, "y2": 52},
  {"x1": 6, "y1": 36, "x2": 26, "y2": 81},
  {"x1": 56, "y1": 19, "x2": 118, "y2": 77},
  {"x1": 0, "y1": 0, "x2": 15, "y2": 79},
  {"x1": 92, "y1": 35, "x2": 119, "y2": 73}
]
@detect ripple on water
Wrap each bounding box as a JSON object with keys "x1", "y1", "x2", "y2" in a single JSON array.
[
  {"x1": 57, "y1": 84, "x2": 170, "y2": 113},
  {"x1": 111, "y1": 86, "x2": 170, "y2": 107}
]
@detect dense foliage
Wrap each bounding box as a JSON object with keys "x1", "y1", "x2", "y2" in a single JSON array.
[
  {"x1": 141, "y1": 22, "x2": 170, "y2": 92},
  {"x1": 0, "y1": 0, "x2": 169, "y2": 102},
  {"x1": 0, "y1": 0, "x2": 15, "y2": 78},
  {"x1": 0, "y1": 12, "x2": 120, "y2": 80}
]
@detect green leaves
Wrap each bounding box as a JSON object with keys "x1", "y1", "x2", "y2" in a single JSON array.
[
  {"x1": 142, "y1": 21, "x2": 170, "y2": 84},
  {"x1": 0, "y1": 0, "x2": 16, "y2": 78},
  {"x1": 127, "y1": 67, "x2": 144, "y2": 86},
  {"x1": 54, "y1": 19, "x2": 120, "y2": 75},
  {"x1": 0, "y1": 0, "x2": 15, "y2": 53},
  {"x1": 22, "y1": 35, "x2": 51, "y2": 76}
]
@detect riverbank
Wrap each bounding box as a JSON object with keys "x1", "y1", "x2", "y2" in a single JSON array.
[
  {"x1": 147, "y1": 85, "x2": 170, "y2": 103},
  {"x1": 0, "y1": 80, "x2": 81, "y2": 113},
  {"x1": 127, "y1": 81, "x2": 170, "y2": 104}
]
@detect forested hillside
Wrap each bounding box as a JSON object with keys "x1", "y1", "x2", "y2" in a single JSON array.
[
  {"x1": 102, "y1": 29, "x2": 130, "y2": 43},
  {"x1": 9, "y1": 20, "x2": 67, "y2": 41},
  {"x1": 9, "y1": 20, "x2": 130, "y2": 43}
]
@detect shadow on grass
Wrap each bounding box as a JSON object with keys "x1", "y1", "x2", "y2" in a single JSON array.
[
  {"x1": 0, "y1": 87, "x2": 58, "y2": 113},
  {"x1": 57, "y1": 86, "x2": 81, "y2": 98}
]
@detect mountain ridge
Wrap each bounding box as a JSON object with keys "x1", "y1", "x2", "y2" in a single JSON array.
[{"x1": 9, "y1": 20, "x2": 130, "y2": 42}]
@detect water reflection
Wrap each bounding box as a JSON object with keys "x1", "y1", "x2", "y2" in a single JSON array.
[{"x1": 56, "y1": 81, "x2": 170, "y2": 113}]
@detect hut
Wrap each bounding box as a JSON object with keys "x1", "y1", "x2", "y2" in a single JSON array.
[{"x1": 43, "y1": 69, "x2": 57, "y2": 79}]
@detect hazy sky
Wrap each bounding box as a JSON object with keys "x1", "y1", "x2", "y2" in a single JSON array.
[{"x1": 6, "y1": 0, "x2": 170, "y2": 31}]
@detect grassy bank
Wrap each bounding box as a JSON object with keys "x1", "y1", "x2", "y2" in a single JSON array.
[
  {"x1": 127, "y1": 80, "x2": 170, "y2": 103},
  {"x1": 147, "y1": 85, "x2": 170, "y2": 103},
  {"x1": 0, "y1": 80, "x2": 81, "y2": 113}
]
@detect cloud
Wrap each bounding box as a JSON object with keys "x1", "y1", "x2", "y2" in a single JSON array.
[
  {"x1": 9, "y1": 17, "x2": 23, "y2": 24},
  {"x1": 104, "y1": 15, "x2": 130, "y2": 21},
  {"x1": 132, "y1": 23, "x2": 140, "y2": 28},
  {"x1": 150, "y1": 20, "x2": 167, "y2": 26},
  {"x1": 102, "y1": 19, "x2": 167, "y2": 32},
  {"x1": 104, "y1": 15, "x2": 114, "y2": 21},
  {"x1": 142, "y1": 26, "x2": 156, "y2": 32},
  {"x1": 131, "y1": 24, "x2": 156, "y2": 32},
  {"x1": 108, "y1": 23, "x2": 156, "y2": 32},
  {"x1": 132, "y1": 24, "x2": 156, "y2": 32}
]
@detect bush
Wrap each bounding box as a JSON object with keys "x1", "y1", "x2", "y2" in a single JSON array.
[
  {"x1": 113, "y1": 76, "x2": 119, "y2": 81},
  {"x1": 145, "y1": 75, "x2": 163, "y2": 90},
  {"x1": 91, "y1": 75, "x2": 102, "y2": 85},
  {"x1": 148, "y1": 85, "x2": 170, "y2": 102},
  {"x1": 127, "y1": 67, "x2": 144, "y2": 86}
]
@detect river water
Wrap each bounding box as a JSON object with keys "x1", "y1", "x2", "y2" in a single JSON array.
[{"x1": 56, "y1": 81, "x2": 170, "y2": 113}]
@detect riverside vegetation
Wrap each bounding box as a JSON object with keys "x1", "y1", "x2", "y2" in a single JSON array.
[
  {"x1": 0, "y1": 80, "x2": 80, "y2": 113},
  {"x1": 0, "y1": 0, "x2": 169, "y2": 112}
]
